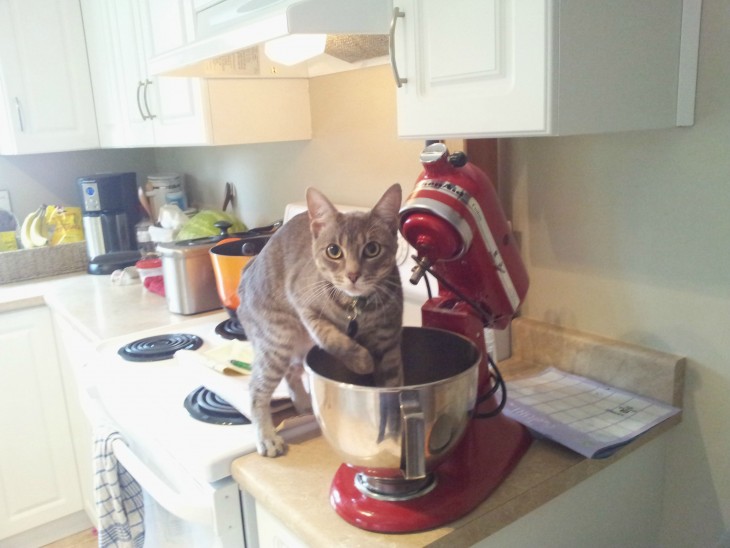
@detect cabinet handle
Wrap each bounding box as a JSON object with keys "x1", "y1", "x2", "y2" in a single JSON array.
[
  {"x1": 389, "y1": 7, "x2": 408, "y2": 88},
  {"x1": 14, "y1": 97, "x2": 25, "y2": 132},
  {"x1": 143, "y1": 79, "x2": 156, "y2": 120},
  {"x1": 136, "y1": 81, "x2": 149, "y2": 120}
]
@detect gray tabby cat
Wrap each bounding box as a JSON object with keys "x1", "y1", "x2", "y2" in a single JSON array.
[{"x1": 237, "y1": 184, "x2": 404, "y2": 457}]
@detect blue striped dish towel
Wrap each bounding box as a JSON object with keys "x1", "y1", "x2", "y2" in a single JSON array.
[{"x1": 94, "y1": 429, "x2": 145, "y2": 548}]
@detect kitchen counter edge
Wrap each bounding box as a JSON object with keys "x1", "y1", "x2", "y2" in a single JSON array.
[{"x1": 0, "y1": 273, "x2": 222, "y2": 342}]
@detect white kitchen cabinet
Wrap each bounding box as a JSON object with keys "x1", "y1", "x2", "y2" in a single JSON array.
[
  {"x1": 241, "y1": 492, "x2": 308, "y2": 548},
  {"x1": 82, "y1": 0, "x2": 209, "y2": 147},
  {"x1": 52, "y1": 314, "x2": 97, "y2": 528},
  {"x1": 0, "y1": 0, "x2": 99, "y2": 154},
  {"x1": 0, "y1": 306, "x2": 83, "y2": 540},
  {"x1": 82, "y1": 0, "x2": 311, "y2": 147},
  {"x1": 392, "y1": 0, "x2": 700, "y2": 138}
]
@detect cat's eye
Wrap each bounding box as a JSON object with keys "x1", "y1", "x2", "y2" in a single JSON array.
[
  {"x1": 326, "y1": 244, "x2": 343, "y2": 260},
  {"x1": 363, "y1": 241, "x2": 381, "y2": 258}
]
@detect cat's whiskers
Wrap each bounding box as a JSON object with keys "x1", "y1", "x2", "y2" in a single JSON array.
[{"x1": 299, "y1": 279, "x2": 334, "y2": 307}]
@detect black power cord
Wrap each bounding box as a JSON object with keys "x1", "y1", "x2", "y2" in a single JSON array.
[{"x1": 410, "y1": 256, "x2": 508, "y2": 419}]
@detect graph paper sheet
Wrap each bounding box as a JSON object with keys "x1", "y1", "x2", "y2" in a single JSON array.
[{"x1": 503, "y1": 367, "x2": 680, "y2": 458}]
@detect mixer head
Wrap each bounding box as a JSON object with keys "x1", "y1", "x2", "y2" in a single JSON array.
[{"x1": 399, "y1": 143, "x2": 529, "y2": 329}]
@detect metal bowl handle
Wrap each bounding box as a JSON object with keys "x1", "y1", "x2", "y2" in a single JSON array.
[{"x1": 400, "y1": 390, "x2": 426, "y2": 480}]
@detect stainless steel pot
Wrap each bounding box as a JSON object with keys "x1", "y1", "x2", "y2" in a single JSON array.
[
  {"x1": 157, "y1": 239, "x2": 222, "y2": 315},
  {"x1": 305, "y1": 327, "x2": 480, "y2": 484},
  {"x1": 157, "y1": 222, "x2": 281, "y2": 315}
]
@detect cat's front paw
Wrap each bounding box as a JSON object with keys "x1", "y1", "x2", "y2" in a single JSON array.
[
  {"x1": 347, "y1": 346, "x2": 375, "y2": 375},
  {"x1": 256, "y1": 432, "x2": 287, "y2": 457}
]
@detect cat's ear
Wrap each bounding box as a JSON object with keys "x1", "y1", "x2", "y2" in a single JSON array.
[
  {"x1": 306, "y1": 187, "x2": 337, "y2": 238},
  {"x1": 372, "y1": 184, "x2": 402, "y2": 230}
]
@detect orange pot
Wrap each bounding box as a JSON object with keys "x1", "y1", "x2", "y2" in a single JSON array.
[{"x1": 209, "y1": 235, "x2": 272, "y2": 314}]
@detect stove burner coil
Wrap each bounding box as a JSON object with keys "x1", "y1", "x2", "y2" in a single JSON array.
[
  {"x1": 215, "y1": 318, "x2": 247, "y2": 341},
  {"x1": 184, "y1": 386, "x2": 250, "y2": 425},
  {"x1": 118, "y1": 333, "x2": 203, "y2": 362}
]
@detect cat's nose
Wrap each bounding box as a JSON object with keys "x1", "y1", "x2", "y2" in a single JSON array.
[{"x1": 347, "y1": 271, "x2": 360, "y2": 283}]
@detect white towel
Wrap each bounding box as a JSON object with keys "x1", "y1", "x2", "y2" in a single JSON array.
[{"x1": 94, "y1": 429, "x2": 145, "y2": 548}]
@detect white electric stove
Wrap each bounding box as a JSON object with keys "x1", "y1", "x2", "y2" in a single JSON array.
[
  {"x1": 90, "y1": 313, "x2": 258, "y2": 482},
  {"x1": 84, "y1": 311, "x2": 284, "y2": 546}
]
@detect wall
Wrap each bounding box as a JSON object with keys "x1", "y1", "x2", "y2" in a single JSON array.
[
  {"x1": 0, "y1": 148, "x2": 156, "y2": 221},
  {"x1": 507, "y1": 0, "x2": 730, "y2": 545},
  {"x1": 153, "y1": 65, "x2": 424, "y2": 227}
]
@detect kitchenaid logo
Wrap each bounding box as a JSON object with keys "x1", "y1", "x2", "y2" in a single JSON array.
[{"x1": 417, "y1": 179, "x2": 471, "y2": 204}]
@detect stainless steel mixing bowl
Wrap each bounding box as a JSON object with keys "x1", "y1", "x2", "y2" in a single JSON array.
[{"x1": 305, "y1": 327, "x2": 480, "y2": 482}]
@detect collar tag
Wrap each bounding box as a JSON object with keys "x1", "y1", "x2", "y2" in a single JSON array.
[{"x1": 346, "y1": 297, "x2": 364, "y2": 338}]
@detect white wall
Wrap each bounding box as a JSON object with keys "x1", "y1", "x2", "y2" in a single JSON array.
[{"x1": 507, "y1": 1, "x2": 729, "y2": 545}]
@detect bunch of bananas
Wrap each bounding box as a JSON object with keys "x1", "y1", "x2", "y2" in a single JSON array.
[{"x1": 20, "y1": 205, "x2": 50, "y2": 249}]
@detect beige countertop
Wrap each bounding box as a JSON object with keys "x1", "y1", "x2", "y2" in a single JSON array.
[
  {"x1": 0, "y1": 272, "x2": 221, "y2": 342},
  {"x1": 232, "y1": 318, "x2": 685, "y2": 547}
]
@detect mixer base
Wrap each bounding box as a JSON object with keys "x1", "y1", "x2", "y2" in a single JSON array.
[
  {"x1": 330, "y1": 413, "x2": 532, "y2": 533},
  {"x1": 354, "y1": 471, "x2": 437, "y2": 501}
]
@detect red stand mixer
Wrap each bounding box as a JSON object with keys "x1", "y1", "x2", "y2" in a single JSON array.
[{"x1": 311, "y1": 143, "x2": 532, "y2": 533}]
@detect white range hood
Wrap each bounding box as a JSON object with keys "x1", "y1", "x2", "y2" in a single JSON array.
[{"x1": 150, "y1": 0, "x2": 392, "y2": 78}]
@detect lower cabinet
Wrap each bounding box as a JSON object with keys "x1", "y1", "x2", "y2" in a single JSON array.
[
  {"x1": 53, "y1": 314, "x2": 98, "y2": 529},
  {"x1": 0, "y1": 306, "x2": 84, "y2": 540},
  {"x1": 241, "y1": 491, "x2": 307, "y2": 548}
]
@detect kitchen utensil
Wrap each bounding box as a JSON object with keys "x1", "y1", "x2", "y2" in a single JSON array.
[
  {"x1": 222, "y1": 182, "x2": 235, "y2": 211},
  {"x1": 209, "y1": 233, "x2": 272, "y2": 316},
  {"x1": 138, "y1": 185, "x2": 152, "y2": 220},
  {"x1": 313, "y1": 143, "x2": 532, "y2": 533}
]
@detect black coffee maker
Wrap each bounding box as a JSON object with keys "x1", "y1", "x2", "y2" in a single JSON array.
[{"x1": 78, "y1": 172, "x2": 142, "y2": 275}]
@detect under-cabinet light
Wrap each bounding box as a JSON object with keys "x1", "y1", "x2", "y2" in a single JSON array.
[{"x1": 264, "y1": 34, "x2": 327, "y2": 66}]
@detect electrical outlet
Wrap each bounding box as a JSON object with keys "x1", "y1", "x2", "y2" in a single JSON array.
[
  {"x1": 485, "y1": 325, "x2": 512, "y2": 362},
  {"x1": 0, "y1": 190, "x2": 11, "y2": 214}
]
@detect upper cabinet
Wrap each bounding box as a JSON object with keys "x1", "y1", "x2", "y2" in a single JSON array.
[
  {"x1": 82, "y1": 0, "x2": 311, "y2": 148},
  {"x1": 82, "y1": 0, "x2": 209, "y2": 147},
  {"x1": 0, "y1": 0, "x2": 99, "y2": 154},
  {"x1": 391, "y1": 0, "x2": 701, "y2": 139}
]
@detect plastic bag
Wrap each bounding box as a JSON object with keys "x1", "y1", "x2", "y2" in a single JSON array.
[{"x1": 46, "y1": 206, "x2": 84, "y2": 245}]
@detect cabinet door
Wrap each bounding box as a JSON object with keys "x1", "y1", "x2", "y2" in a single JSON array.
[
  {"x1": 0, "y1": 306, "x2": 82, "y2": 539},
  {"x1": 394, "y1": 0, "x2": 550, "y2": 139},
  {"x1": 52, "y1": 314, "x2": 97, "y2": 528},
  {"x1": 0, "y1": 0, "x2": 99, "y2": 153},
  {"x1": 81, "y1": 0, "x2": 155, "y2": 147},
  {"x1": 82, "y1": 0, "x2": 209, "y2": 147},
  {"x1": 137, "y1": 0, "x2": 211, "y2": 145}
]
